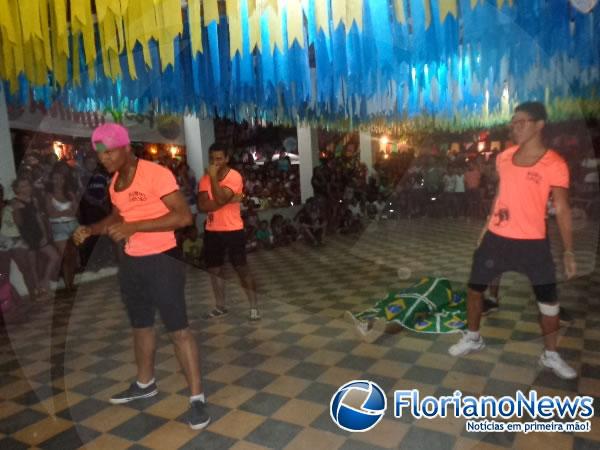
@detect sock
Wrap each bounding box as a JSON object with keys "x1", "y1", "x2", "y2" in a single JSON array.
[
  {"x1": 466, "y1": 330, "x2": 480, "y2": 341},
  {"x1": 190, "y1": 393, "x2": 205, "y2": 403},
  {"x1": 544, "y1": 350, "x2": 558, "y2": 358},
  {"x1": 487, "y1": 296, "x2": 498, "y2": 304},
  {"x1": 137, "y1": 378, "x2": 155, "y2": 389}
]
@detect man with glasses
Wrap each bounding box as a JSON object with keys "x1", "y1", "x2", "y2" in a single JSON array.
[{"x1": 449, "y1": 102, "x2": 577, "y2": 379}]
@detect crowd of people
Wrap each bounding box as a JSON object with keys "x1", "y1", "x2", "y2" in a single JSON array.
[
  {"x1": 0, "y1": 145, "x2": 113, "y2": 310},
  {"x1": 1, "y1": 102, "x2": 596, "y2": 432}
]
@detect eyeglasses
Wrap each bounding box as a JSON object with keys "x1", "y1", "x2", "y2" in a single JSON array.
[{"x1": 509, "y1": 119, "x2": 536, "y2": 128}]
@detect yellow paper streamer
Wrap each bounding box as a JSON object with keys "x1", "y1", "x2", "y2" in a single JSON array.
[
  {"x1": 248, "y1": 7, "x2": 262, "y2": 52},
  {"x1": 70, "y1": 0, "x2": 97, "y2": 81},
  {"x1": 315, "y1": 0, "x2": 330, "y2": 34},
  {"x1": 204, "y1": 0, "x2": 220, "y2": 26},
  {"x1": 267, "y1": 6, "x2": 284, "y2": 52},
  {"x1": 72, "y1": 33, "x2": 81, "y2": 86},
  {"x1": 332, "y1": 0, "x2": 345, "y2": 28},
  {"x1": 265, "y1": 0, "x2": 278, "y2": 15},
  {"x1": 124, "y1": 0, "x2": 151, "y2": 71},
  {"x1": 497, "y1": 0, "x2": 514, "y2": 8},
  {"x1": 39, "y1": 0, "x2": 53, "y2": 71},
  {"x1": 394, "y1": 0, "x2": 407, "y2": 24},
  {"x1": 438, "y1": 0, "x2": 457, "y2": 23},
  {"x1": 346, "y1": 0, "x2": 363, "y2": 31},
  {"x1": 287, "y1": 0, "x2": 304, "y2": 48},
  {"x1": 7, "y1": 0, "x2": 24, "y2": 91},
  {"x1": 188, "y1": 0, "x2": 203, "y2": 54},
  {"x1": 424, "y1": 0, "x2": 431, "y2": 30},
  {"x1": 49, "y1": 0, "x2": 68, "y2": 86},
  {"x1": 227, "y1": 0, "x2": 242, "y2": 58}
]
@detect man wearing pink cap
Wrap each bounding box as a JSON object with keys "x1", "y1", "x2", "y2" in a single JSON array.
[{"x1": 73, "y1": 123, "x2": 210, "y2": 430}]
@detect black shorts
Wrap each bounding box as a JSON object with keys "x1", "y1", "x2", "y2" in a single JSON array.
[
  {"x1": 204, "y1": 230, "x2": 247, "y2": 268},
  {"x1": 468, "y1": 231, "x2": 557, "y2": 303},
  {"x1": 118, "y1": 247, "x2": 188, "y2": 332}
]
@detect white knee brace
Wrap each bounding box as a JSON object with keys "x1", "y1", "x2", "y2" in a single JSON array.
[{"x1": 538, "y1": 302, "x2": 560, "y2": 316}]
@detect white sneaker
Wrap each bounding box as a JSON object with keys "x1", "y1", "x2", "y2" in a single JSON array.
[
  {"x1": 448, "y1": 332, "x2": 485, "y2": 357},
  {"x1": 345, "y1": 311, "x2": 386, "y2": 344},
  {"x1": 249, "y1": 308, "x2": 261, "y2": 321},
  {"x1": 539, "y1": 351, "x2": 577, "y2": 379}
]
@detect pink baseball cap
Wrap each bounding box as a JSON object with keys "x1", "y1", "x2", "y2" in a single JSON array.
[{"x1": 91, "y1": 123, "x2": 130, "y2": 152}]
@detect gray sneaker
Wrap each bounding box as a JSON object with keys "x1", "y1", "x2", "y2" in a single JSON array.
[
  {"x1": 188, "y1": 400, "x2": 211, "y2": 430},
  {"x1": 110, "y1": 381, "x2": 158, "y2": 404}
]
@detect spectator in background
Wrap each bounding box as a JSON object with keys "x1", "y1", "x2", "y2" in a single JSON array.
[
  {"x1": 0, "y1": 183, "x2": 36, "y2": 301},
  {"x1": 296, "y1": 198, "x2": 326, "y2": 246},
  {"x1": 12, "y1": 177, "x2": 60, "y2": 302},
  {"x1": 78, "y1": 153, "x2": 112, "y2": 269},
  {"x1": 465, "y1": 161, "x2": 483, "y2": 218},
  {"x1": 45, "y1": 169, "x2": 79, "y2": 293},
  {"x1": 453, "y1": 166, "x2": 466, "y2": 218},
  {"x1": 256, "y1": 220, "x2": 273, "y2": 250},
  {"x1": 182, "y1": 226, "x2": 203, "y2": 267},
  {"x1": 276, "y1": 150, "x2": 292, "y2": 174}
]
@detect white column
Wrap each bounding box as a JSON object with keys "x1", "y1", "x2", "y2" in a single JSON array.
[
  {"x1": 184, "y1": 115, "x2": 214, "y2": 182},
  {"x1": 359, "y1": 131, "x2": 373, "y2": 176},
  {"x1": 297, "y1": 124, "x2": 318, "y2": 203},
  {"x1": 0, "y1": 85, "x2": 16, "y2": 190}
]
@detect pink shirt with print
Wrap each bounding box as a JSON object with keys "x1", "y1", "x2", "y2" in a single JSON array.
[
  {"x1": 198, "y1": 169, "x2": 244, "y2": 232},
  {"x1": 109, "y1": 159, "x2": 178, "y2": 256},
  {"x1": 488, "y1": 146, "x2": 569, "y2": 240}
]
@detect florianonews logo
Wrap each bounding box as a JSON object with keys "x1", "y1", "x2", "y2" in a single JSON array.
[{"x1": 330, "y1": 380, "x2": 387, "y2": 432}]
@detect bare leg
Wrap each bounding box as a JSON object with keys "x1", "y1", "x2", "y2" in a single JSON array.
[
  {"x1": 539, "y1": 309, "x2": 560, "y2": 352},
  {"x1": 26, "y1": 250, "x2": 41, "y2": 296},
  {"x1": 170, "y1": 328, "x2": 203, "y2": 396},
  {"x1": 488, "y1": 280, "x2": 500, "y2": 300},
  {"x1": 467, "y1": 288, "x2": 484, "y2": 332},
  {"x1": 38, "y1": 244, "x2": 61, "y2": 292},
  {"x1": 207, "y1": 266, "x2": 226, "y2": 309},
  {"x1": 10, "y1": 247, "x2": 36, "y2": 298},
  {"x1": 62, "y1": 240, "x2": 78, "y2": 291},
  {"x1": 54, "y1": 240, "x2": 67, "y2": 285},
  {"x1": 234, "y1": 264, "x2": 258, "y2": 309},
  {"x1": 133, "y1": 327, "x2": 156, "y2": 384}
]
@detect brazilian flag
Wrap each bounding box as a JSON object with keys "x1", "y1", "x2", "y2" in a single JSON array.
[{"x1": 353, "y1": 277, "x2": 467, "y2": 334}]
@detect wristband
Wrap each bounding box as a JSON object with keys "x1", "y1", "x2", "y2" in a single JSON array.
[{"x1": 563, "y1": 250, "x2": 575, "y2": 256}]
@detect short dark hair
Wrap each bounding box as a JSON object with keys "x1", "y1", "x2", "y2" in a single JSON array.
[
  {"x1": 208, "y1": 142, "x2": 229, "y2": 156},
  {"x1": 514, "y1": 101, "x2": 547, "y2": 122}
]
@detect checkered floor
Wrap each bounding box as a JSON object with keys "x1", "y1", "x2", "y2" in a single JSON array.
[{"x1": 1, "y1": 217, "x2": 599, "y2": 450}]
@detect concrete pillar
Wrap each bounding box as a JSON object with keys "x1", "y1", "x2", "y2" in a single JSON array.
[
  {"x1": 0, "y1": 85, "x2": 16, "y2": 190},
  {"x1": 359, "y1": 131, "x2": 373, "y2": 176},
  {"x1": 184, "y1": 115, "x2": 214, "y2": 182},
  {"x1": 297, "y1": 124, "x2": 318, "y2": 203}
]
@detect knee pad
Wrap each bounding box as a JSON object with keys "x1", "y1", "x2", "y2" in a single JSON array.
[{"x1": 538, "y1": 302, "x2": 559, "y2": 316}]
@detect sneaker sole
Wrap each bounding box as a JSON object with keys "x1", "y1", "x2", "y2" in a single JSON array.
[
  {"x1": 109, "y1": 389, "x2": 158, "y2": 404},
  {"x1": 481, "y1": 307, "x2": 499, "y2": 316},
  {"x1": 449, "y1": 342, "x2": 485, "y2": 357},
  {"x1": 189, "y1": 418, "x2": 211, "y2": 430},
  {"x1": 539, "y1": 359, "x2": 577, "y2": 380}
]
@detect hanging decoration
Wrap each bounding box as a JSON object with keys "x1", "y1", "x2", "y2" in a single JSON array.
[{"x1": 1, "y1": 0, "x2": 599, "y2": 131}]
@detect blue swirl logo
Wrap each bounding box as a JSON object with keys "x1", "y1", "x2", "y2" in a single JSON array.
[{"x1": 330, "y1": 380, "x2": 387, "y2": 432}]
